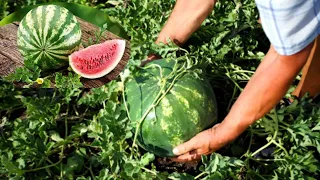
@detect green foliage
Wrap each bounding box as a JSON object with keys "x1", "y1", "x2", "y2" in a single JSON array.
[
  {"x1": 4, "y1": 59, "x2": 42, "y2": 86},
  {"x1": 0, "y1": 1, "x2": 9, "y2": 21},
  {"x1": 1, "y1": 0, "x2": 320, "y2": 179},
  {"x1": 1, "y1": 83, "x2": 319, "y2": 178}
]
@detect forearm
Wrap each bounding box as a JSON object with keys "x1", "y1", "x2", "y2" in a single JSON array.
[
  {"x1": 156, "y1": 0, "x2": 216, "y2": 46},
  {"x1": 213, "y1": 43, "x2": 314, "y2": 146}
]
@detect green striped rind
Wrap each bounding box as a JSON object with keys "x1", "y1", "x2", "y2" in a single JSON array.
[
  {"x1": 17, "y1": 5, "x2": 82, "y2": 70},
  {"x1": 125, "y1": 59, "x2": 218, "y2": 157}
]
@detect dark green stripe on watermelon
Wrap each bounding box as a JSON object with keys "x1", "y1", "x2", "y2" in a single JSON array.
[
  {"x1": 31, "y1": 6, "x2": 42, "y2": 47},
  {"x1": 17, "y1": 34, "x2": 38, "y2": 51},
  {"x1": 19, "y1": 18, "x2": 40, "y2": 49},
  {"x1": 47, "y1": 11, "x2": 75, "y2": 47}
]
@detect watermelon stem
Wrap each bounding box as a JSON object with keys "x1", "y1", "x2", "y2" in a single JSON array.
[
  {"x1": 23, "y1": 158, "x2": 63, "y2": 173},
  {"x1": 142, "y1": 63, "x2": 164, "y2": 79},
  {"x1": 130, "y1": 68, "x2": 187, "y2": 158},
  {"x1": 194, "y1": 172, "x2": 206, "y2": 179},
  {"x1": 251, "y1": 109, "x2": 281, "y2": 157},
  {"x1": 141, "y1": 167, "x2": 162, "y2": 178}
]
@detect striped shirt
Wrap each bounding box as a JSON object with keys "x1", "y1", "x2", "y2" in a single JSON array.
[{"x1": 255, "y1": 0, "x2": 320, "y2": 55}]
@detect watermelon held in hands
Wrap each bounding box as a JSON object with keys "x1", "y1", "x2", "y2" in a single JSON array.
[
  {"x1": 17, "y1": 5, "x2": 82, "y2": 70},
  {"x1": 69, "y1": 40, "x2": 126, "y2": 79},
  {"x1": 125, "y1": 59, "x2": 218, "y2": 157}
]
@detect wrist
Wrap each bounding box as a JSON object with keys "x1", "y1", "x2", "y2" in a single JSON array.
[
  {"x1": 208, "y1": 120, "x2": 240, "y2": 151},
  {"x1": 223, "y1": 109, "x2": 257, "y2": 134},
  {"x1": 156, "y1": 0, "x2": 216, "y2": 46},
  {"x1": 213, "y1": 113, "x2": 254, "y2": 143},
  {"x1": 156, "y1": 30, "x2": 182, "y2": 46}
]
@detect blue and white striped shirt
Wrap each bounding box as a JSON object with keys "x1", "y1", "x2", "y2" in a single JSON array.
[{"x1": 255, "y1": 0, "x2": 320, "y2": 55}]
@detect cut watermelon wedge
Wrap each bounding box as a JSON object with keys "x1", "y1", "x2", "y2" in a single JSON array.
[{"x1": 69, "y1": 39, "x2": 126, "y2": 79}]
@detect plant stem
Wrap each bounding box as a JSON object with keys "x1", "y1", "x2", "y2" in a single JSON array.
[
  {"x1": 60, "y1": 161, "x2": 63, "y2": 178},
  {"x1": 254, "y1": 158, "x2": 285, "y2": 162},
  {"x1": 55, "y1": 115, "x2": 84, "y2": 122},
  {"x1": 154, "y1": 70, "x2": 185, "y2": 106},
  {"x1": 88, "y1": 164, "x2": 96, "y2": 180},
  {"x1": 120, "y1": 70, "x2": 134, "y2": 123},
  {"x1": 232, "y1": 70, "x2": 255, "y2": 74},
  {"x1": 130, "y1": 82, "x2": 166, "y2": 158},
  {"x1": 24, "y1": 159, "x2": 63, "y2": 173},
  {"x1": 1, "y1": 131, "x2": 7, "y2": 144},
  {"x1": 141, "y1": 167, "x2": 163, "y2": 179},
  {"x1": 129, "y1": 62, "x2": 187, "y2": 158},
  {"x1": 251, "y1": 109, "x2": 279, "y2": 157},
  {"x1": 123, "y1": 58, "x2": 190, "y2": 160},
  {"x1": 246, "y1": 164, "x2": 267, "y2": 180},
  {"x1": 251, "y1": 136, "x2": 274, "y2": 157},
  {"x1": 65, "y1": 105, "x2": 69, "y2": 138},
  {"x1": 227, "y1": 86, "x2": 237, "y2": 110},
  {"x1": 272, "y1": 140, "x2": 289, "y2": 156},
  {"x1": 195, "y1": 172, "x2": 207, "y2": 179},
  {"x1": 247, "y1": 127, "x2": 253, "y2": 152}
]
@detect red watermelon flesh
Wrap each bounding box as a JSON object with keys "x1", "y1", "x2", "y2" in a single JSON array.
[{"x1": 69, "y1": 39, "x2": 126, "y2": 79}]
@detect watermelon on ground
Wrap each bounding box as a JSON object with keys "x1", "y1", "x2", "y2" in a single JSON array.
[{"x1": 125, "y1": 59, "x2": 218, "y2": 157}]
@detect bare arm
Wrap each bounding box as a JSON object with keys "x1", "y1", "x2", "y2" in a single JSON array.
[
  {"x1": 156, "y1": 0, "x2": 216, "y2": 46},
  {"x1": 173, "y1": 42, "x2": 314, "y2": 162},
  {"x1": 215, "y1": 43, "x2": 314, "y2": 146}
]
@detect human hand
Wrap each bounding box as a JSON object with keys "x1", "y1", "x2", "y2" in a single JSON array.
[{"x1": 171, "y1": 123, "x2": 230, "y2": 162}]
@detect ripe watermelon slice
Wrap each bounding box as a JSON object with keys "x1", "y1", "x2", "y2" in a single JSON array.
[{"x1": 69, "y1": 39, "x2": 126, "y2": 79}]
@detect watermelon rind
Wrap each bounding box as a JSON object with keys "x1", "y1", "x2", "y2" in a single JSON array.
[
  {"x1": 125, "y1": 59, "x2": 218, "y2": 157},
  {"x1": 17, "y1": 5, "x2": 82, "y2": 70}
]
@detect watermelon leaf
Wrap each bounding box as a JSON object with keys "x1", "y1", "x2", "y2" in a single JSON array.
[
  {"x1": 55, "y1": 72, "x2": 83, "y2": 103},
  {"x1": 1, "y1": 156, "x2": 24, "y2": 176}
]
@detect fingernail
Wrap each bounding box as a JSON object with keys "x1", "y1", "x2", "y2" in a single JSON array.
[{"x1": 173, "y1": 148, "x2": 179, "y2": 155}]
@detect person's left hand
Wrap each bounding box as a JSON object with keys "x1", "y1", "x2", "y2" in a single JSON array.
[
  {"x1": 140, "y1": 54, "x2": 161, "y2": 66},
  {"x1": 171, "y1": 123, "x2": 230, "y2": 162}
]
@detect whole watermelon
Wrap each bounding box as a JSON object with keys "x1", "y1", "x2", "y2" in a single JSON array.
[
  {"x1": 17, "y1": 5, "x2": 82, "y2": 70},
  {"x1": 125, "y1": 59, "x2": 218, "y2": 157}
]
